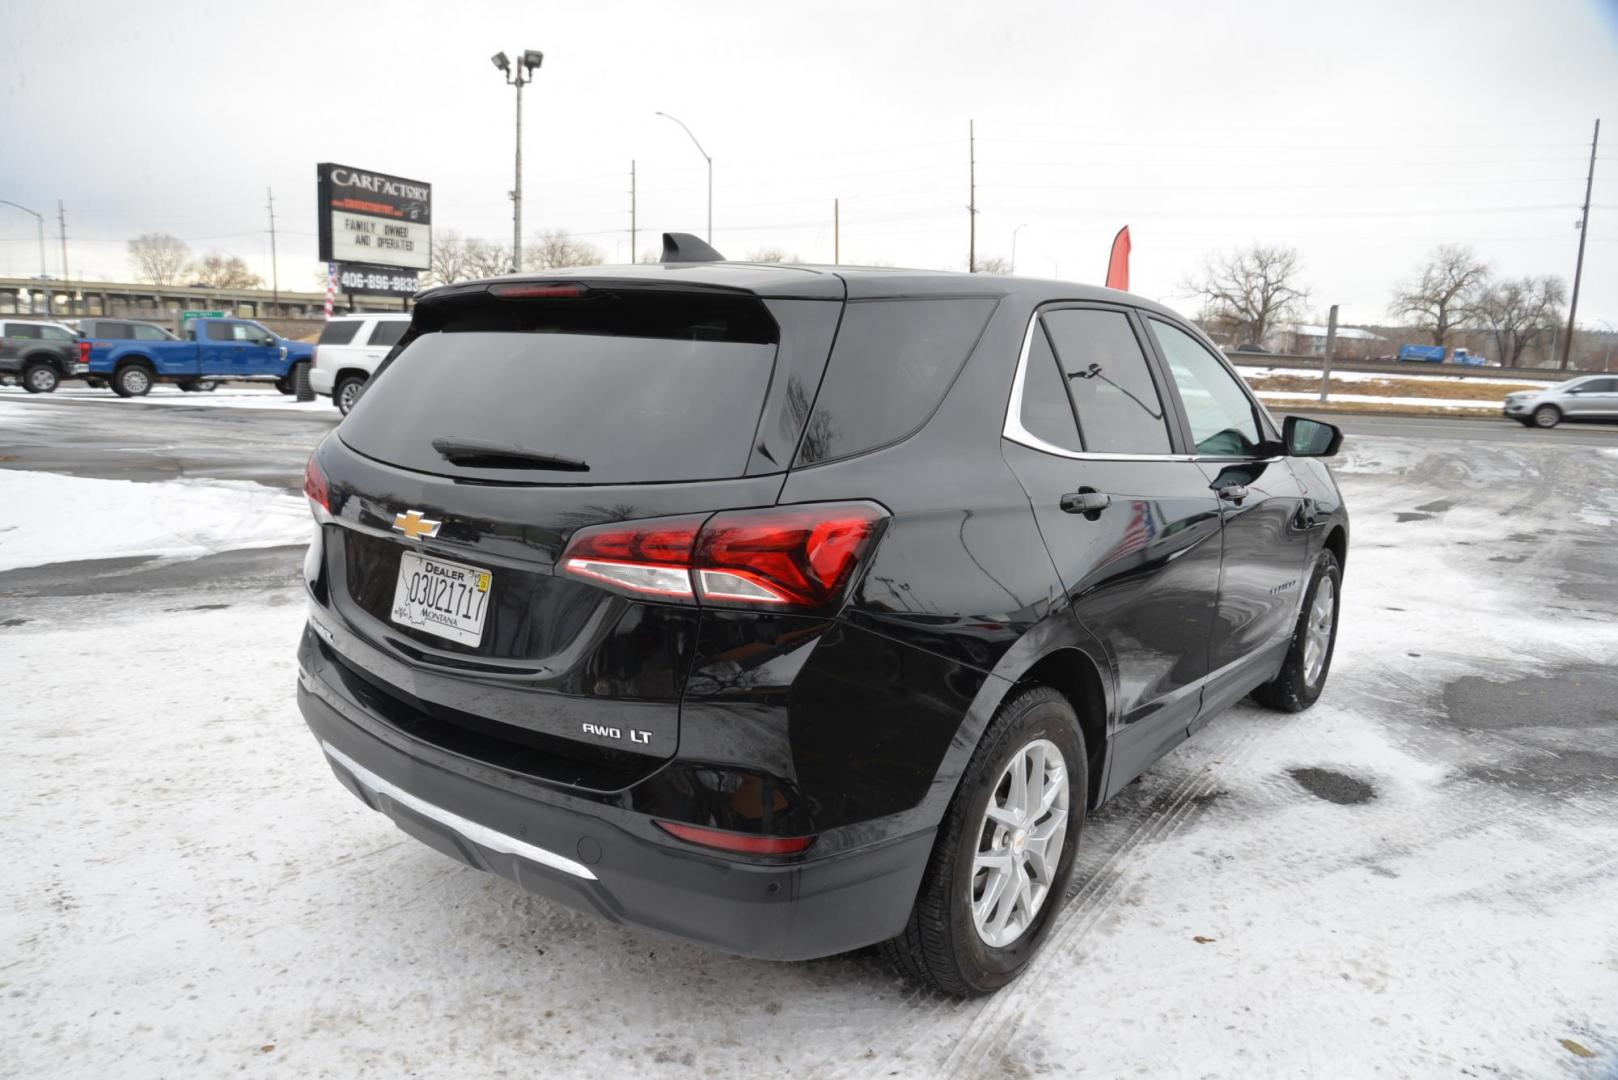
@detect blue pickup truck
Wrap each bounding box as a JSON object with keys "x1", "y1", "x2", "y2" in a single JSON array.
[{"x1": 86, "y1": 317, "x2": 314, "y2": 397}]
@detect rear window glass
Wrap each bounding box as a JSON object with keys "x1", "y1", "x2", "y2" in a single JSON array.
[
  {"x1": 340, "y1": 292, "x2": 781, "y2": 485},
  {"x1": 367, "y1": 320, "x2": 408, "y2": 348},
  {"x1": 318, "y1": 320, "x2": 361, "y2": 345},
  {"x1": 795, "y1": 298, "x2": 997, "y2": 466}
]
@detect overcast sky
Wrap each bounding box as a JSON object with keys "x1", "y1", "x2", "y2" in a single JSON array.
[{"x1": 2, "y1": 0, "x2": 1616, "y2": 330}]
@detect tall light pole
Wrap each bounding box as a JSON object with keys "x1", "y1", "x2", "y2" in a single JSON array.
[
  {"x1": 1010, "y1": 223, "x2": 1028, "y2": 275},
  {"x1": 655, "y1": 111, "x2": 712, "y2": 243},
  {"x1": 492, "y1": 49, "x2": 544, "y2": 273},
  {"x1": 0, "y1": 199, "x2": 46, "y2": 314}
]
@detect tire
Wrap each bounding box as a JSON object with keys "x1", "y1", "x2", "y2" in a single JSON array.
[
  {"x1": 86, "y1": 378, "x2": 106, "y2": 389},
  {"x1": 1250, "y1": 549, "x2": 1342, "y2": 712},
  {"x1": 1532, "y1": 404, "x2": 1561, "y2": 429},
  {"x1": 22, "y1": 363, "x2": 58, "y2": 393},
  {"x1": 882, "y1": 684, "x2": 1087, "y2": 997},
  {"x1": 177, "y1": 380, "x2": 202, "y2": 392},
  {"x1": 335, "y1": 375, "x2": 366, "y2": 415},
  {"x1": 276, "y1": 361, "x2": 312, "y2": 397},
  {"x1": 111, "y1": 363, "x2": 154, "y2": 398}
]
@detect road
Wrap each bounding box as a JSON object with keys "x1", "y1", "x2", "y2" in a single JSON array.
[
  {"x1": 3, "y1": 386, "x2": 1617, "y2": 1077},
  {"x1": 1302, "y1": 410, "x2": 1618, "y2": 447}
]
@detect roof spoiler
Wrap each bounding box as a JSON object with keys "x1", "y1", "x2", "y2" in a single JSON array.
[{"x1": 659, "y1": 232, "x2": 725, "y2": 263}]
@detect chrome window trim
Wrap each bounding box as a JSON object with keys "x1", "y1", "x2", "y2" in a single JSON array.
[
  {"x1": 321, "y1": 740, "x2": 599, "y2": 881},
  {"x1": 1002, "y1": 308, "x2": 1200, "y2": 463}
]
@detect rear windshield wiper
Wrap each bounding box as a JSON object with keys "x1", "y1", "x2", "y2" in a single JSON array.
[{"x1": 430, "y1": 437, "x2": 589, "y2": 472}]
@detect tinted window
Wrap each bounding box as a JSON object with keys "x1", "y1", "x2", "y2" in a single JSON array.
[
  {"x1": 1578, "y1": 378, "x2": 1618, "y2": 393},
  {"x1": 796, "y1": 298, "x2": 997, "y2": 466},
  {"x1": 1150, "y1": 319, "x2": 1263, "y2": 456},
  {"x1": 1041, "y1": 309, "x2": 1171, "y2": 455},
  {"x1": 1018, "y1": 321, "x2": 1082, "y2": 452},
  {"x1": 342, "y1": 292, "x2": 781, "y2": 485},
  {"x1": 367, "y1": 320, "x2": 408, "y2": 348},
  {"x1": 318, "y1": 320, "x2": 361, "y2": 345},
  {"x1": 205, "y1": 321, "x2": 232, "y2": 341},
  {"x1": 95, "y1": 321, "x2": 133, "y2": 338},
  {"x1": 133, "y1": 324, "x2": 170, "y2": 340},
  {"x1": 8, "y1": 324, "x2": 42, "y2": 339}
]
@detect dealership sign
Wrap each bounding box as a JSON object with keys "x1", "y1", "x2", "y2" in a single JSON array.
[{"x1": 316, "y1": 162, "x2": 432, "y2": 272}]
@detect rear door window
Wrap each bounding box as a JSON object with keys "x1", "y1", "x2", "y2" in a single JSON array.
[
  {"x1": 340, "y1": 291, "x2": 782, "y2": 485},
  {"x1": 795, "y1": 298, "x2": 997, "y2": 466},
  {"x1": 1041, "y1": 308, "x2": 1172, "y2": 455},
  {"x1": 318, "y1": 320, "x2": 361, "y2": 345},
  {"x1": 205, "y1": 322, "x2": 232, "y2": 341},
  {"x1": 366, "y1": 319, "x2": 408, "y2": 348},
  {"x1": 8, "y1": 325, "x2": 41, "y2": 339}
]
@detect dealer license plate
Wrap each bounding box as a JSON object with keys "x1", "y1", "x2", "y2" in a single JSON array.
[{"x1": 390, "y1": 551, "x2": 493, "y2": 646}]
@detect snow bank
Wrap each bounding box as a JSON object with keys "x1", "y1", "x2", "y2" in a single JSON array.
[
  {"x1": 0, "y1": 384, "x2": 331, "y2": 411},
  {"x1": 1258, "y1": 389, "x2": 1497, "y2": 409},
  {"x1": 0, "y1": 470, "x2": 311, "y2": 572}
]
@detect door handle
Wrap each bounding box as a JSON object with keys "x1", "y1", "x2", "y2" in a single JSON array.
[
  {"x1": 1217, "y1": 484, "x2": 1249, "y2": 505},
  {"x1": 1060, "y1": 488, "x2": 1111, "y2": 518}
]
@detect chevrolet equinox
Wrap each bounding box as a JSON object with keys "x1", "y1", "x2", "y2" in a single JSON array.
[{"x1": 296, "y1": 239, "x2": 1349, "y2": 997}]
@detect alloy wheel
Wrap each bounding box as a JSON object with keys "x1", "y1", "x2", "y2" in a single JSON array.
[
  {"x1": 1303, "y1": 577, "x2": 1335, "y2": 686},
  {"x1": 971, "y1": 737, "x2": 1069, "y2": 948}
]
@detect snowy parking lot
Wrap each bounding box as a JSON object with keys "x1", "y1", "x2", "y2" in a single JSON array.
[{"x1": 2, "y1": 396, "x2": 1617, "y2": 1078}]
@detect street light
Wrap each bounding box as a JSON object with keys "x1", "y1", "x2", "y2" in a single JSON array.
[
  {"x1": 655, "y1": 111, "x2": 712, "y2": 243},
  {"x1": 0, "y1": 199, "x2": 46, "y2": 313},
  {"x1": 1010, "y1": 223, "x2": 1028, "y2": 275},
  {"x1": 492, "y1": 48, "x2": 543, "y2": 272}
]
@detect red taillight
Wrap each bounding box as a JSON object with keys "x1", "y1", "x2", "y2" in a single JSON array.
[
  {"x1": 561, "y1": 515, "x2": 706, "y2": 600},
  {"x1": 655, "y1": 821, "x2": 816, "y2": 856},
  {"x1": 304, "y1": 453, "x2": 331, "y2": 522},
  {"x1": 560, "y1": 503, "x2": 886, "y2": 610},
  {"x1": 78, "y1": 341, "x2": 90, "y2": 363},
  {"x1": 491, "y1": 283, "x2": 587, "y2": 299}
]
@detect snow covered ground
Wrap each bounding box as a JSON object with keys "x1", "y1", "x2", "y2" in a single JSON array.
[
  {"x1": 0, "y1": 383, "x2": 332, "y2": 412},
  {"x1": 3, "y1": 436, "x2": 1616, "y2": 1078},
  {"x1": 0, "y1": 470, "x2": 311, "y2": 571},
  {"x1": 1257, "y1": 389, "x2": 1499, "y2": 411},
  {"x1": 1234, "y1": 364, "x2": 1559, "y2": 388}
]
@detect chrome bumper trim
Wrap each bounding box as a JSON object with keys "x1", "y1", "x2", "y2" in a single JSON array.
[{"x1": 321, "y1": 740, "x2": 598, "y2": 881}]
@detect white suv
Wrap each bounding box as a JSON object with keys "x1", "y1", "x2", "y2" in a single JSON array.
[{"x1": 310, "y1": 313, "x2": 411, "y2": 414}]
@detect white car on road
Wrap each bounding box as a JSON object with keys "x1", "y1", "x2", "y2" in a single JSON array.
[{"x1": 310, "y1": 313, "x2": 411, "y2": 414}]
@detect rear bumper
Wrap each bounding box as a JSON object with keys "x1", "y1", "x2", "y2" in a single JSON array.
[
  {"x1": 296, "y1": 642, "x2": 935, "y2": 961},
  {"x1": 308, "y1": 366, "x2": 334, "y2": 396}
]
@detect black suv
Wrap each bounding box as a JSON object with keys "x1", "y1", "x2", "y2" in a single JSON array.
[{"x1": 297, "y1": 249, "x2": 1348, "y2": 996}]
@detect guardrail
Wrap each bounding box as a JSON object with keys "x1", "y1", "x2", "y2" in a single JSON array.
[{"x1": 1223, "y1": 352, "x2": 1574, "y2": 383}]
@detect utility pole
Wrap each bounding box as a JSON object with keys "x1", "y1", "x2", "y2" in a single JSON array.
[
  {"x1": 834, "y1": 198, "x2": 840, "y2": 266},
  {"x1": 655, "y1": 112, "x2": 713, "y2": 243},
  {"x1": 1562, "y1": 117, "x2": 1599, "y2": 371},
  {"x1": 1319, "y1": 304, "x2": 1339, "y2": 404},
  {"x1": 56, "y1": 201, "x2": 69, "y2": 315},
  {"x1": 629, "y1": 160, "x2": 637, "y2": 264},
  {"x1": 266, "y1": 187, "x2": 280, "y2": 310},
  {"x1": 967, "y1": 119, "x2": 978, "y2": 273}
]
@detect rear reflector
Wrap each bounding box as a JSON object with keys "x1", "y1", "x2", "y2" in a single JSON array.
[
  {"x1": 560, "y1": 502, "x2": 886, "y2": 611},
  {"x1": 655, "y1": 821, "x2": 816, "y2": 856}
]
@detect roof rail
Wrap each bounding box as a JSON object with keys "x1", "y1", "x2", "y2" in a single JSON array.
[{"x1": 659, "y1": 232, "x2": 725, "y2": 263}]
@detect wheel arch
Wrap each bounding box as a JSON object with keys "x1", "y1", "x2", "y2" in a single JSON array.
[
  {"x1": 1323, "y1": 523, "x2": 1348, "y2": 572},
  {"x1": 114, "y1": 353, "x2": 155, "y2": 371},
  {"x1": 1011, "y1": 648, "x2": 1110, "y2": 809}
]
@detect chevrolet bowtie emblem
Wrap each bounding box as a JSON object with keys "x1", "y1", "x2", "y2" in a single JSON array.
[{"x1": 392, "y1": 510, "x2": 441, "y2": 541}]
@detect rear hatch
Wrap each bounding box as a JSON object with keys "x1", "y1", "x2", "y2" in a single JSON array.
[{"x1": 315, "y1": 278, "x2": 842, "y2": 785}]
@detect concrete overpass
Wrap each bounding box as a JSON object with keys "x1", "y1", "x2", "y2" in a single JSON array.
[{"x1": 0, "y1": 275, "x2": 392, "y2": 323}]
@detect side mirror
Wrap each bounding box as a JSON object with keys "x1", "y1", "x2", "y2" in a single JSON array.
[
  {"x1": 259, "y1": 335, "x2": 276, "y2": 346},
  {"x1": 1283, "y1": 415, "x2": 1343, "y2": 457}
]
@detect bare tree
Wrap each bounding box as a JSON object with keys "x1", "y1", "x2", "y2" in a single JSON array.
[
  {"x1": 127, "y1": 233, "x2": 192, "y2": 285},
  {"x1": 523, "y1": 229, "x2": 604, "y2": 271},
  {"x1": 747, "y1": 246, "x2": 799, "y2": 264},
  {"x1": 189, "y1": 251, "x2": 262, "y2": 289},
  {"x1": 637, "y1": 248, "x2": 663, "y2": 264},
  {"x1": 973, "y1": 255, "x2": 1011, "y2": 275},
  {"x1": 462, "y1": 237, "x2": 514, "y2": 279},
  {"x1": 1181, "y1": 244, "x2": 1308, "y2": 345},
  {"x1": 427, "y1": 230, "x2": 472, "y2": 285},
  {"x1": 1388, "y1": 244, "x2": 1490, "y2": 346},
  {"x1": 1476, "y1": 275, "x2": 1566, "y2": 367}
]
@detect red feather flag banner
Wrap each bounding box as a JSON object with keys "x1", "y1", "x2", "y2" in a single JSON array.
[{"x1": 1105, "y1": 225, "x2": 1131, "y2": 291}]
